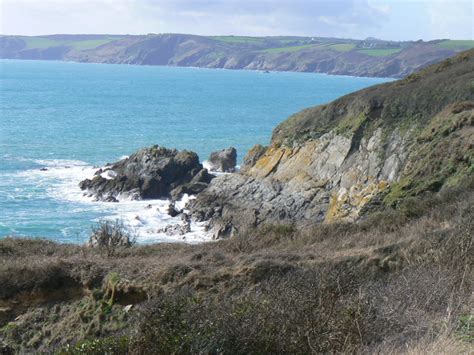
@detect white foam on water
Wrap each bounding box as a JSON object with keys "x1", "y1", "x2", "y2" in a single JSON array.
[
  {"x1": 13, "y1": 158, "x2": 212, "y2": 244},
  {"x1": 100, "y1": 169, "x2": 117, "y2": 180},
  {"x1": 202, "y1": 160, "x2": 240, "y2": 176},
  {"x1": 202, "y1": 160, "x2": 213, "y2": 171}
]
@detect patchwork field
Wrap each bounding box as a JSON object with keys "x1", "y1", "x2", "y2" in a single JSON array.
[{"x1": 2, "y1": 34, "x2": 473, "y2": 77}]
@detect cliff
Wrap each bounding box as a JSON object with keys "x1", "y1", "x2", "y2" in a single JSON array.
[
  {"x1": 190, "y1": 50, "x2": 474, "y2": 237},
  {"x1": 1, "y1": 34, "x2": 473, "y2": 78},
  {"x1": 1, "y1": 49, "x2": 473, "y2": 354}
]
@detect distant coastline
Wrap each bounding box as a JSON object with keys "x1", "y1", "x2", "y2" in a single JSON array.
[
  {"x1": 0, "y1": 57, "x2": 398, "y2": 80},
  {"x1": 1, "y1": 33, "x2": 473, "y2": 78}
]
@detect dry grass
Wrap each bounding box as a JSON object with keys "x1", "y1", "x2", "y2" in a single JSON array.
[{"x1": 0, "y1": 181, "x2": 473, "y2": 353}]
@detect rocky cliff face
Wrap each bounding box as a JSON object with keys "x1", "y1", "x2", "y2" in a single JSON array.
[
  {"x1": 189, "y1": 50, "x2": 474, "y2": 238},
  {"x1": 1, "y1": 34, "x2": 471, "y2": 78}
]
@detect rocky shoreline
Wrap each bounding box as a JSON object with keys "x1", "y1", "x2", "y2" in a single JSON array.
[
  {"x1": 78, "y1": 145, "x2": 241, "y2": 240},
  {"x1": 78, "y1": 50, "x2": 474, "y2": 241}
]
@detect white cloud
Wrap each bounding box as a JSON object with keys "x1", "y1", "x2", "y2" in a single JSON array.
[
  {"x1": 429, "y1": 0, "x2": 473, "y2": 39},
  {"x1": 0, "y1": 0, "x2": 472, "y2": 40}
]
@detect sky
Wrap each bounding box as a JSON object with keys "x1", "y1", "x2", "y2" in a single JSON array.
[{"x1": 0, "y1": 0, "x2": 472, "y2": 41}]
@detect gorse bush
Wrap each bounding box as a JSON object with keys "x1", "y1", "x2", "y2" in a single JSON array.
[
  {"x1": 89, "y1": 219, "x2": 137, "y2": 256},
  {"x1": 1, "y1": 182, "x2": 472, "y2": 353}
]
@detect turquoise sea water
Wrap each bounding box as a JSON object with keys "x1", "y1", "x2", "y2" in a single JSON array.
[{"x1": 0, "y1": 59, "x2": 390, "y2": 243}]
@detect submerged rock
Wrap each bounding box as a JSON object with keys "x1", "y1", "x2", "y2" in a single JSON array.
[
  {"x1": 207, "y1": 147, "x2": 237, "y2": 173},
  {"x1": 79, "y1": 145, "x2": 213, "y2": 201},
  {"x1": 157, "y1": 213, "x2": 192, "y2": 236},
  {"x1": 166, "y1": 202, "x2": 182, "y2": 217}
]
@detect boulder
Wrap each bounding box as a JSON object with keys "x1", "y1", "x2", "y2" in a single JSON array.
[
  {"x1": 166, "y1": 202, "x2": 182, "y2": 217},
  {"x1": 157, "y1": 213, "x2": 192, "y2": 236},
  {"x1": 207, "y1": 147, "x2": 237, "y2": 172},
  {"x1": 169, "y1": 168, "x2": 214, "y2": 200},
  {"x1": 79, "y1": 145, "x2": 213, "y2": 201}
]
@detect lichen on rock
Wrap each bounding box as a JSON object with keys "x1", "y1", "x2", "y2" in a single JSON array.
[{"x1": 189, "y1": 50, "x2": 474, "y2": 238}]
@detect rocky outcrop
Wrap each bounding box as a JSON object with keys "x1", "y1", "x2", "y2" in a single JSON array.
[
  {"x1": 190, "y1": 50, "x2": 474, "y2": 238},
  {"x1": 240, "y1": 144, "x2": 267, "y2": 173},
  {"x1": 79, "y1": 145, "x2": 213, "y2": 201},
  {"x1": 206, "y1": 147, "x2": 237, "y2": 173},
  {"x1": 158, "y1": 213, "x2": 192, "y2": 236}
]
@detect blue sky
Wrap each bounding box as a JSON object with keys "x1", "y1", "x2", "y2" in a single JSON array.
[{"x1": 0, "y1": 0, "x2": 472, "y2": 40}]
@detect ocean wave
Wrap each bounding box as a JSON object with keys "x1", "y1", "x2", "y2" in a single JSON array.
[
  {"x1": 202, "y1": 160, "x2": 240, "y2": 175},
  {"x1": 12, "y1": 158, "x2": 212, "y2": 244}
]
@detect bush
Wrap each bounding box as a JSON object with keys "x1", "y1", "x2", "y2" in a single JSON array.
[
  {"x1": 89, "y1": 220, "x2": 137, "y2": 257},
  {"x1": 60, "y1": 336, "x2": 130, "y2": 354}
]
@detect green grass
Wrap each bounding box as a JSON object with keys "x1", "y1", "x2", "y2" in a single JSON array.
[
  {"x1": 436, "y1": 40, "x2": 474, "y2": 50},
  {"x1": 21, "y1": 37, "x2": 60, "y2": 49},
  {"x1": 356, "y1": 48, "x2": 402, "y2": 57},
  {"x1": 209, "y1": 36, "x2": 265, "y2": 44},
  {"x1": 20, "y1": 36, "x2": 119, "y2": 50},
  {"x1": 277, "y1": 39, "x2": 305, "y2": 45},
  {"x1": 261, "y1": 44, "x2": 316, "y2": 53},
  {"x1": 327, "y1": 43, "x2": 356, "y2": 52},
  {"x1": 68, "y1": 39, "x2": 116, "y2": 50}
]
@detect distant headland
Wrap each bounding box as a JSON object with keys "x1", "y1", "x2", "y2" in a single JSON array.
[{"x1": 1, "y1": 33, "x2": 473, "y2": 78}]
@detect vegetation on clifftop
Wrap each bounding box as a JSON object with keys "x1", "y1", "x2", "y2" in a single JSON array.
[
  {"x1": 269, "y1": 49, "x2": 474, "y2": 208},
  {"x1": 1, "y1": 179, "x2": 473, "y2": 353}
]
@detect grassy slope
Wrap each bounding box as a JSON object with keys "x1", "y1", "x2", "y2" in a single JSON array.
[
  {"x1": 261, "y1": 44, "x2": 317, "y2": 53},
  {"x1": 0, "y1": 181, "x2": 472, "y2": 353},
  {"x1": 2, "y1": 34, "x2": 474, "y2": 78},
  {"x1": 356, "y1": 48, "x2": 402, "y2": 56},
  {"x1": 327, "y1": 43, "x2": 357, "y2": 52},
  {"x1": 437, "y1": 40, "x2": 474, "y2": 50},
  {"x1": 7, "y1": 34, "x2": 474, "y2": 59},
  {"x1": 19, "y1": 36, "x2": 122, "y2": 50}
]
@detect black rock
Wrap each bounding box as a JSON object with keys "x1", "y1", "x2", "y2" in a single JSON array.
[
  {"x1": 103, "y1": 195, "x2": 119, "y2": 203},
  {"x1": 207, "y1": 147, "x2": 237, "y2": 173},
  {"x1": 169, "y1": 168, "x2": 214, "y2": 200},
  {"x1": 79, "y1": 145, "x2": 210, "y2": 201},
  {"x1": 166, "y1": 202, "x2": 181, "y2": 217}
]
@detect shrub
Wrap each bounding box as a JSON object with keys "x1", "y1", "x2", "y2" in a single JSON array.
[
  {"x1": 60, "y1": 336, "x2": 130, "y2": 354},
  {"x1": 89, "y1": 220, "x2": 137, "y2": 257}
]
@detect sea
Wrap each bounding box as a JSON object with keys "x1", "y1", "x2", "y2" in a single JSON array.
[{"x1": 0, "y1": 59, "x2": 391, "y2": 243}]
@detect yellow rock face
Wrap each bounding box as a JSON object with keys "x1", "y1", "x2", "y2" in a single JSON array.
[
  {"x1": 245, "y1": 129, "x2": 393, "y2": 223},
  {"x1": 248, "y1": 146, "x2": 289, "y2": 178},
  {"x1": 325, "y1": 180, "x2": 390, "y2": 223}
]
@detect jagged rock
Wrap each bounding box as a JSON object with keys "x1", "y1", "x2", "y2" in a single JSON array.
[
  {"x1": 189, "y1": 173, "x2": 329, "y2": 238},
  {"x1": 189, "y1": 52, "x2": 474, "y2": 236},
  {"x1": 240, "y1": 144, "x2": 267, "y2": 173},
  {"x1": 104, "y1": 195, "x2": 119, "y2": 203},
  {"x1": 207, "y1": 147, "x2": 237, "y2": 172},
  {"x1": 169, "y1": 168, "x2": 214, "y2": 200},
  {"x1": 79, "y1": 145, "x2": 211, "y2": 201},
  {"x1": 157, "y1": 214, "x2": 191, "y2": 236},
  {"x1": 166, "y1": 202, "x2": 182, "y2": 217}
]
